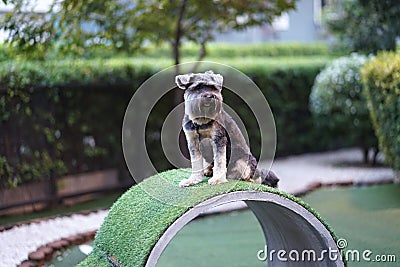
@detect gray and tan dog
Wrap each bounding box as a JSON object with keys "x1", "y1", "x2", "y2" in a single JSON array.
[{"x1": 176, "y1": 70, "x2": 279, "y2": 188}]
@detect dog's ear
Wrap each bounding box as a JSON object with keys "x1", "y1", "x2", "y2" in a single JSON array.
[
  {"x1": 206, "y1": 70, "x2": 223, "y2": 90},
  {"x1": 212, "y1": 73, "x2": 223, "y2": 90},
  {"x1": 175, "y1": 74, "x2": 193, "y2": 89}
]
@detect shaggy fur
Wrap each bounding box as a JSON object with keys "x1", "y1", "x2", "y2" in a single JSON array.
[{"x1": 176, "y1": 70, "x2": 279, "y2": 188}]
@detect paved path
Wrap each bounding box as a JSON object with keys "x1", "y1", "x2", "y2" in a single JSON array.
[
  {"x1": 205, "y1": 148, "x2": 395, "y2": 214},
  {"x1": 273, "y1": 148, "x2": 394, "y2": 194},
  {"x1": 0, "y1": 210, "x2": 108, "y2": 267},
  {"x1": 0, "y1": 148, "x2": 395, "y2": 266}
]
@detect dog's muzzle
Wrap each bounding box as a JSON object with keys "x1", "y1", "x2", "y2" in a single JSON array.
[
  {"x1": 186, "y1": 94, "x2": 221, "y2": 122},
  {"x1": 200, "y1": 93, "x2": 217, "y2": 108}
]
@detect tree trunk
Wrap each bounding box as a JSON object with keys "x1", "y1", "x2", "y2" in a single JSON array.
[
  {"x1": 199, "y1": 41, "x2": 206, "y2": 60},
  {"x1": 173, "y1": 0, "x2": 187, "y2": 66},
  {"x1": 173, "y1": 41, "x2": 180, "y2": 66},
  {"x1": 362, "y1": 147, "x2": 369, "y2": 165},
  {"x1": 173, "y1": 0, "x2": 190, "y2": 164},
  {"x1": 190, "y1": 39, "x2": 208, "y2": 73},
  {"x1": 371, "y1": 147, "x2": 379, "y2": 166}
]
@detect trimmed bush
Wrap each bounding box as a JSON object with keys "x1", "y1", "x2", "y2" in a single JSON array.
[
  {"x1": 0, "y1": 57, "x2": 331, "y2": 188},
  {"x1": 309, "y1": 53, "x2": 378, "y2": 163},
  {"x1": 361, "y1": 52, "x2": 400, "y2": 172},
  {"x1": 0, "y1": 42, "x2": 333, "y2": 61},
  {"x1": 0, "y1": 59, "x2": 158, "y2": 188},
  {"x1": 140, "y1": 42, "x2": 331, "y2": 59},
  {"x1": 0, "y1": 44, "x2": 11, "y2": 62}
]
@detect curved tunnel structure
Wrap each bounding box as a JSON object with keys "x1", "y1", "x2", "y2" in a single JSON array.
[
  {"x1": 78, "y1": 169, "x2": 345, "y2": 267},
  {"x1": 146, "y1": 191, "x2": 344, "y2": 267}
]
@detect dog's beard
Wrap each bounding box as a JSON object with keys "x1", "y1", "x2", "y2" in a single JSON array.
[{"x1": 185, "y1": 97, "x2": 221, "y2": 124}]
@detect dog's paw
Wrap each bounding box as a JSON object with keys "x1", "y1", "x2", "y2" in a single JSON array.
[
  {"x1": 179, "y1": 174, "x2": 203, "y2": 187},
  {"x1": 208, "y1": 173, "x2": 228, "y2": 185}
]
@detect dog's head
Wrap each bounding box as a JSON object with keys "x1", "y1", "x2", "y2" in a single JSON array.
[{"x1": 175, "y1": 70, "x2": 223, "y2": 124}]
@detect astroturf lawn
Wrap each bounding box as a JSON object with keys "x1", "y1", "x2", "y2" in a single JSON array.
[
  {"x1": 156, "y1": 210, "x2": 266, "y2": 267},
  {"x1": 46, "y1": 244, "x2": 90, "y2": 267},
  {"x1": 157, "y1": 183, "x2": 400, "y2": 267},
  {"x1": 78, "y1": 169, "x2": 330, "y2": 267},
  {"x1": 302, "y1": 184, "x2": 400, "y2": 267}
]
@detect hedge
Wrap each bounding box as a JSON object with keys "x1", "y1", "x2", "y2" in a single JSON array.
[
  {"x1": 361, "y1": 52, "x2": 400, "y2": 171},
  {"x1": 310, "y1": 53, "x2": 377, "y2": 163},
  {"x1": 140, "y1": 42, "x2": 331, "y2": 59},
  {"x1": 0, "y1": 43, "x2": 332, "y2": 61},
  {"x1": 0, "y1": 56, "x2": 334, "y2": 188}
]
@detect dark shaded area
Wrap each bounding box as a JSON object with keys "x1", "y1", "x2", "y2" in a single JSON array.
[{"x1": 1, "y1": 62, "x2": 355, "y2": 193}]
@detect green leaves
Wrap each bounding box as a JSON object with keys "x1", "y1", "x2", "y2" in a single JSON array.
[
  {"x1": 0, "y1": 54, "x2": 329, "y2": 188},
  {"x1": 309, "y1": 54, "x2": 378, "y2": 153},
  {"x1": 361, "y1": 52, "x2": 400, "y2": 170},
  {"x1": 324, "y1": 0, "x2": 400, "y2": 54},
  {"x1": 1, "y1": 0, "x2": 298, "y2": 59}
]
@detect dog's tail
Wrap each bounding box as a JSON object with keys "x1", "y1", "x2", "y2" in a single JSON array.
[{"x1": 254, "y1": 169, "x2": 279, "y2": 188}]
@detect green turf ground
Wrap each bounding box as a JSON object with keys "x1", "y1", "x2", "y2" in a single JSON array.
[
  {"x1": 157, "y1": 210, "x2": 266, "y2": 267},
  {"x1": 45, "y1": 183, "x2": 399, "y2": 266},
  {"x1": 302, "y1": 184, "x2": 400, "y2": 267},
  {"x1": 157, "y1": 184, "x2": 400, "y2": 267},
  {"x1": 46, "y1": 244, "x2": 89, "y2": 267}
]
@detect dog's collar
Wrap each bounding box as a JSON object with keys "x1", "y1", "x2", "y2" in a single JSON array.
[
  {"x1": 193, "y1": 119, "x2": 214, "y2": 129},
  {"x1": 184, "y1": 118, "x2": 214, "y2": 131}
]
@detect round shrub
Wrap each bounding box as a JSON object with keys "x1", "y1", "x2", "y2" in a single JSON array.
[
  {"x1": 361, "y1": 52, "x2": 400, "y2": 175},
  {"x1": 309, "y1": 53, "x2": 377, "y2": 163}
]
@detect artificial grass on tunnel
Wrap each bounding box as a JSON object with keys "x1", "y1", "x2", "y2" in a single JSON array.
[{"x1": 78, "y1": 169, "x2": 334, "y2": 267}]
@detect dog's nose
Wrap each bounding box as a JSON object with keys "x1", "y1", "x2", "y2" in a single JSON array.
[{"x1": 201, "y1": 93, "x2": 215, "y2": 99}]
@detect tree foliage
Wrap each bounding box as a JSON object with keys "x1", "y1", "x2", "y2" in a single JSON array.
[
  {"x1": 324, "y1": 0, "x2": 400, "y2": 54},
  {"x1": 1, "y1": 0, "x2": 297, "y2": 61},
  {"x1": 361, "y1": 52, "x2": 400, "y2": 172}
]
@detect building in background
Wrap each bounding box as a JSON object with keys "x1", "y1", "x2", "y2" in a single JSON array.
[{"x1": 215, "y1": 0, "x2": 330, "y2": 43}]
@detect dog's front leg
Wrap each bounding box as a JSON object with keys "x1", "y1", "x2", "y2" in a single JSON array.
[
  {"x1": 208, "y1": 137, "x2": 228, "y2": 185},
  {"x1": 179, "y1": 130, "x2": 204, "y2": 187}
]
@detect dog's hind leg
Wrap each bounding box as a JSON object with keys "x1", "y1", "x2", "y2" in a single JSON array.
[{"x1": 203, "y1": 159, "x2": 213, "y2": 177}]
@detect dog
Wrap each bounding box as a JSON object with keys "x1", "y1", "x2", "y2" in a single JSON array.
[{"x1": 175, "y1": 70, "x2": 279, "y2": 188}]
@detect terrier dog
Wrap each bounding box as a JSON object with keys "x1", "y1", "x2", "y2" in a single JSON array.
[{"x1": 175, "y1": 70, "x2": 279, "y2": 188}]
